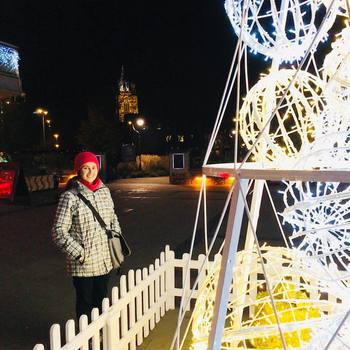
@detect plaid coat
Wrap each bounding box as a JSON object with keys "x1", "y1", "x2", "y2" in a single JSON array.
[{"x1": 52, "y1": 179, "x2": 121, "y2": 277}]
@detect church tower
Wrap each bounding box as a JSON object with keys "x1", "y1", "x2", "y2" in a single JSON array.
[{"x1": 117, "y1": 66, "x2": 139, "y2": 122}]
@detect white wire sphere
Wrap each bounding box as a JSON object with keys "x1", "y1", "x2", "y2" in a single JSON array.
[
  {"x1": 191, "y1": 247, "x2": 349, "y2": 350},
  {"x1": 239, "y1": 69, "x2": 326, "y2": 166},
  {"x1": 224, "y1": 0, "x2": 338, "y2": 62},
  {"x1": 323, "y1": 27, "x2": 350, "y2": 106},
  {"x1": 282, "y1": 180, "x2": 350, "y2": 272},
  {"x1": 281, "y1": 133, "x2": 350, "y2": 272}
]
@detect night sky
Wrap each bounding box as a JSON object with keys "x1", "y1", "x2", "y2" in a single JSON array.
[{"x1": 0, "y1": 0, "x2": 238, "y2": 143}]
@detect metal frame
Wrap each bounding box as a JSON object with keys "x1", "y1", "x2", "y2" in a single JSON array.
[{"x1": 206, "y1": 165, "x2": 350, "y2": 350}]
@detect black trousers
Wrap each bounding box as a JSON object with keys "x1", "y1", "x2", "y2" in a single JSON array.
[{"x1": 72, "y1": 273, "x2": 110, "y2": 320}]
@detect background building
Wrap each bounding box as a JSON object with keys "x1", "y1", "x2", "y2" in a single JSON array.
[
  {"x1": 0, "y1": 41, "x2": 22, "y2": 99},
  {"x1": 117, "y1": 66, "x2": 139, "y2": 123}
]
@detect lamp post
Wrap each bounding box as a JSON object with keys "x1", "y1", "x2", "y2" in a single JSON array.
[
  {"x1": 33, "y1": 108, "x2": 48, "y2": 147},
  {"x1": 129, "y1": 117, "x2": 145, "y2": 170}
]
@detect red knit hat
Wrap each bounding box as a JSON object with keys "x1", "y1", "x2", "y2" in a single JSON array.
[{"x1": 74, "y1": 152, "x2": 100, "y2": 173}]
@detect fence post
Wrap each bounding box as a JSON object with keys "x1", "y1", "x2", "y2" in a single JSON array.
[
  {"x1": 107, "y1": 312, "x2": 118, "y2": 350},
  {"x1": 128, "y1": 269, "x2": 136, "y2": 350},
  {"x1": 142, "y1": 267, "x2": 150, "y2": 338},
  {"x1": 160, "y1": 251, "x2": 166, "y2": 317},
  {"x1": 148, "y1": 264, "x2": 155, "y2": 330},
  {"x1": 165, "y1": 248, "x2": 175, "y2": 310},
  {"x1": 135, "y1": 269, "x2": 143, "y2": 346},
  {"x1": 50, "y1": 324, "x2": 61, "y2": 350},
  {"x1": 79, "y1": 315, "x2": 89, "y2": 350},
  {"x1": 91, "y1": 308, "x2": 100, "y2": 350},
  {"x1": 155, "y1": 258, "x2": 161, "y2": 323},
  {"x1": 65, "y1": 319, "x2": 75, "y2": 344},
  {"x1": 102, "y1": 298, "x2": 110, "y2": 350},
  {"x1": 182, "y1": 253, "x2": 191, "y2": 312},
  {"x1": 111, "y1": 286, "x2": 121, "y2": 346},
  {"x1": 120, "y1": 275, "x2": 128, "y2": 341},
  {"x1": 149, "y1": 264, "x2": 156, "y2": 330},
  {"x1": 111, "y1": 286, "x2": 119, "y2": 305},
  {"x1": 33, "y1": 345, "x2": 44, "y2": 350}
]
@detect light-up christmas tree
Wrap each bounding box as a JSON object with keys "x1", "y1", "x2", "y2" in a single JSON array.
[{"x1": 170, "y1": 1, "x2": 350, "y2": 349}]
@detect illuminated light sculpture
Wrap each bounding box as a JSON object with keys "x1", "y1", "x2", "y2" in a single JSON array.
[
  {"x1": 171, "y1": 0, "x2": 350, "y2": 349},
  {"x1": 323, "y1": 27, "x2": 350, "y2": 105},
  {"x1": 239, "y1": 69, "x2": 326, "y2": 166},
  {"x1": 224, "y1": 0, "x2": 338, "y2": 62},
  {"x1": 191, "y1": 247, "x2": 348, "y2": 350}
]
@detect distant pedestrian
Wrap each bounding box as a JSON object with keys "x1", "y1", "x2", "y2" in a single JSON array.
[{"x1": 52, "y1": 151, "x2": 121, "y2": 320}]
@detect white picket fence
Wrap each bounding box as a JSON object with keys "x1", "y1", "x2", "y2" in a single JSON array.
[{"x1": 33, "y1": 246, "x2": 206, "y2": 350}]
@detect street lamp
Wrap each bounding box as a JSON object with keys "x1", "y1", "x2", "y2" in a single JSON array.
[
  {"x1": 229, "y1": 128, "x2": 236, "y2": 138},
  {"x1": 136, "y1": 118, "x2": 145, "y2": 128},
  {"x1": 33, "y1": 108, "x2": 48, "y2": 147},
  {"x1": 129, "y1": 117, "x2": 145, "y2": 170},
  {"x1": 53, "y1": 133, "x2": 59, "y2": 150}
]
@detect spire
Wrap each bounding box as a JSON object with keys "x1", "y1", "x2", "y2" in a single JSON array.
[
  {"x1": 120, "y1": 65, "x2": 124, "y2": 81},
  {"x1": 119, "y1": 65, "x2": 129, "y2": 92}
]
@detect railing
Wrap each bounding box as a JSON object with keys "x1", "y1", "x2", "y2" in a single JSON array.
[{"x1": 33, "y1": 246, "x2": 206, "y2": 350}]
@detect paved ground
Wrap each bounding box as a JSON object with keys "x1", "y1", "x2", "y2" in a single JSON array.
[
  {"x1": 137, "y1": 310, "x2": 192, "y2": 350},
  {"x1": 0, "y1": 177, "x2": 285, "y2": 350}
]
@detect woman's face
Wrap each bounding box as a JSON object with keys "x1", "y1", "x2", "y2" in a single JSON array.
[{"x1": 79, "y1": 162, "x2": 98, "y2": 183}]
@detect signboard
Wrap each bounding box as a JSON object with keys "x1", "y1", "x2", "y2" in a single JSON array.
[
  {"x1": 173, "y1": 153, "x2": 185, "y2": 169},
  {"x1": 0, "y1": 42, "x2": 19, "y2": 77},
  {"x1": 0, "y1": 41, "x2": 22, "y2": 98},
  {"x1": 169, "y1": 152, "x2": 190, "y2": 184}
]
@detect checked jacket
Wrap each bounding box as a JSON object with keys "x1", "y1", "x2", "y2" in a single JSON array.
[{"x1": 52, "y1": 180, "x2": 121, "y2": 277}]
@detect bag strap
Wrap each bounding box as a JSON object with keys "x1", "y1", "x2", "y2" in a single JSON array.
[{"x1": 77, "y1": 193, "x2": 108, "y2": 230}]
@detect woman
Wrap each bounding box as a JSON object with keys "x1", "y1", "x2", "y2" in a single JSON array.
[{"x1": 52, "y1": 151, "x2": 121, "y2": 320}]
